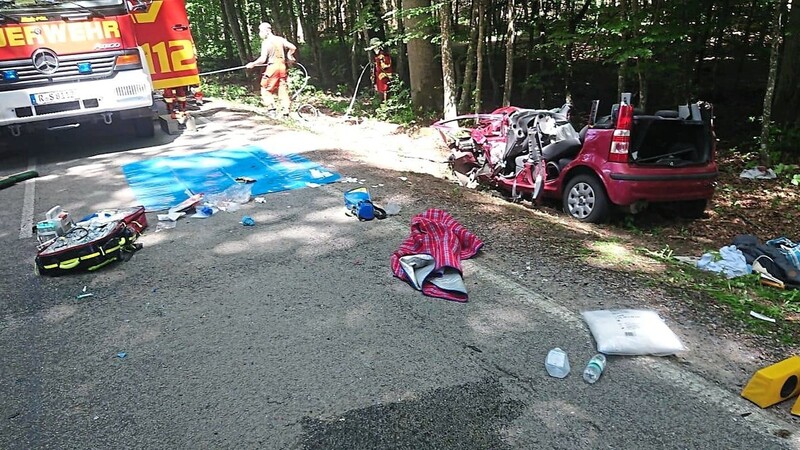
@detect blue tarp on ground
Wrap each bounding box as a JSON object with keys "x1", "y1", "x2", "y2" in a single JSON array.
[{"x1": 122, "y1": 146, "x2": 340, "y2": 211}]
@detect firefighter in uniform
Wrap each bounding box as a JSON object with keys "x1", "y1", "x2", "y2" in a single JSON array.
[
  {"x1": 366, "y1": 38, "x2": 393, "y2": 102},
  {"x1": 163, "y1": 86, "x2": 188, "y2": 120}
]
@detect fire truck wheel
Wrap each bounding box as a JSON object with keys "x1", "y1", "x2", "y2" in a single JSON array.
[{"x1": 132, "y1": 117, "x2": 155, "y2": 138}]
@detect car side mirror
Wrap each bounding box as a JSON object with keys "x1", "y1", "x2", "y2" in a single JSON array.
[{"x1": 127, "y1": 0, "x2": 151, "y2": 13}]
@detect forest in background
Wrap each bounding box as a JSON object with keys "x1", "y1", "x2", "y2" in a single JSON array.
[{"x1": 185, "y1": 0, "x2": 800, "y2": 164}]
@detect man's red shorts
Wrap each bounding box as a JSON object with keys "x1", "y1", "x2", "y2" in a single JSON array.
[{"x1": 260, "y1": 62, "x2": 287, "y2": 93}]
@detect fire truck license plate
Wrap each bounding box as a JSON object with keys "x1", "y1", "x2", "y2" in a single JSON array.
[{"x1": 30, "y1": 90, "x2": 78, "y2": 106}]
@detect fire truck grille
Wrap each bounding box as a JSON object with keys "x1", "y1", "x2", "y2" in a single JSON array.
[
  {"x1": 0, "y1": 51, "x2": 122, "y2": 92},
  {"x1": 116, "y1": 84, "x2": 148, "y2": 97}
]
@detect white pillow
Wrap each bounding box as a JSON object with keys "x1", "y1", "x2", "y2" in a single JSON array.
[{"x1": 582, "y1": 309, "x2": 687, "y2": 356}]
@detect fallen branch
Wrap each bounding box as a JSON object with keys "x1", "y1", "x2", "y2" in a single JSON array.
[{"x1": 666, "y1": 235, "x2": 715, "y2": 244}]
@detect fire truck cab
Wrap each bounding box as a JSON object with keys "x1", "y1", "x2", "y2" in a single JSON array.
[{"x1": 0, "y1": 0, "x2": 199, "y2": 138}]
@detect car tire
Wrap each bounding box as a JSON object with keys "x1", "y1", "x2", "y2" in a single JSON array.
[
  {"x1": 563, "y1": 174, "x2": 610, "y2": 223},
  {"x1": 677, "y1": 199, "x2": 708, "y2": 219},
  {"x1": 132, "y1": 117, "x2": 155, "y2": 138}
]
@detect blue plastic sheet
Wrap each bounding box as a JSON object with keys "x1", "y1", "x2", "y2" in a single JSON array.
[{"x1": 122, "y1": 146, "x2": 340, "y2": 211}]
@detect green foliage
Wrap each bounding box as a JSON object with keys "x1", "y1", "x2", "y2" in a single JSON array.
[
  {"x1": 397, "y1": 4, "x2": 442, "y2": 42},
  {"x1": 773, "y1": 163, "x2": 799, "y2": 177},
  {"x1": 182, "y1": 0, "x2": 797, "y2": 159},
  {"x1": 642, "y1": 245, "x2": 675, "y2": 260},
  {"x1": 320, "y1": 97, "x2": 349, "y2": 114},
  {"x1": 750, "y1": 119, "x2": 800, "y2": 166},
  {"x1": 768, "y1": 126, "x2": 800, "y2": 164},
  {"x1": 287, "y1": 66, "x2": 314, "y2": 97},
  {"x1": 374, "y1": 79, "x2": 416, "y2": 124},
  {"x1": 201, "y1": 78, "x2": 259, "y2": 106},
  {"x1": 622, "y1": 214, "x2": 638, "y2": 231}
]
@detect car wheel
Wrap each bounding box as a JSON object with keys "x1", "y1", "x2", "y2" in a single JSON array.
[
  {"x1": 563, "y1": 174, "x2": 610, "y2": 223},
  {"x1": 678, "y1": 199, "x2": 708, "y2": 219},
  {"x1": 132, "y1": 117, "x2": 155, "y2": 138}
]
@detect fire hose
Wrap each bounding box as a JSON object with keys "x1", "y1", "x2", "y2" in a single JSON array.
[
  {"x1": 344, "y1": 63, "x2": 371, "y2": 120},
  {"x1": 197, "y1": 61, "x2": 310, "y2": 103}
]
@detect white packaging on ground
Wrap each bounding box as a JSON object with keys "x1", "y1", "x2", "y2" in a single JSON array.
[
  {"x1": 206, "y1": 183, "x2": 253, "y2": 211},
  {"x1": 582, "y1": 309, "x2": 687, "y2": 356},
  {"x1": 384, "y1": 202, "x2": 401, "y2": 216},
  {"x1": 545, "y1": 347, "x2": 570, "y2": 378}
]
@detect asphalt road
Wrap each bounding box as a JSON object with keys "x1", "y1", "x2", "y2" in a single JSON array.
[{"x1": 1, "y1": 107, "x2": 798, "y2": 449}]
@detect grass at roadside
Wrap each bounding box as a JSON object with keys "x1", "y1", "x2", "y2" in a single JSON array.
[
  {"x1": 577, "y1": 236, "x2": 800, "y2": 346},
  {"x1": 201, "y1": 70, "x2": 425, "y2": 126},
  {"x1": 644, "y1": 247, "x2": 800, "y2": 344},
  {"x1": 595, "y1": 149, "x2": 800, "y2": 347}
]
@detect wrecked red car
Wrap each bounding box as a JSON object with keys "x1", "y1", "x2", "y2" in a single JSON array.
[{"x1": 433, "y1": 94, "x2": 718, "y2": 223}]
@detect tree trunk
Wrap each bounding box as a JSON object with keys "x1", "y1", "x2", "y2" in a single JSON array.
[
  {"x1": 458, "y1": 0, "x2": 479, "y2": 113},
  {"x1": 405, "y1": 0, "x2": 443, "y2": 113},
  {"x1": 486, "y1": 4, "x2": 500, "y2": 101},
  {"x1": 537, "y1": 0, "x2": 547, "y2": 105},
  {"x1": 270, "y1": 0, "x2": 287, "y2": 36},
  {"x1": 691, "y1": 0, "x2": 716, "y2": 89},
  {"x1": 364, "y1": 0, "x2": 387, "y2": 40},
  {"x1": 298, "y1": 0, "x2": 324, "y2": 77},
  {"x1": 235, "y1": 0, "x2": 252, "y2": 58},
  {"x1": 221, "y1": 0, "x2": 249, "y2": 64},
  {"x1": 630, "y1": 0, "x2": 642, "y2": 109},
  {"x1": 774, "y1": 0, "x2": 800, "y2": 130},
  {"x1": 219, "y1": 0, "x2": 234, "y2": 61},
  {"x1": 710, "y1": 0, "x2": 731, "y2": 92},
  {"x1": 335, "y1": 0, "x2": 345, "y2": 45},
  {"x1": 759, "y1": 0, "x2": 786, "y2": 166},
  {"x1": 473, "y1": 0, "x2": 486, "y2": 114},
  {"x1": 440, "y1": 0, "x2": 457, "y2": 119},
  {"x1": 637, "y1": 60, "x2": 647, "y2": 111},
  {"x1": 616, "y1": 0, "x2": 628, "y2": 101},
  {"x1": 286, "y1": 0, "x2": 298, "y2": 43},
  {"x1": 501, "y1": 0, "x2": 515, "y2": 106},
  {"x1": 347, "y1": 0, "x2": 358, "y2": 85},
  {"x1": 394, "y1": 0, "x2": 409, "y2": 86},
  {"x1": 733, "y1": 0, "x2": 759, "y2": 91}
]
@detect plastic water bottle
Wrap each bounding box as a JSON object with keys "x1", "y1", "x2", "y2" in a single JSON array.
[
  {"x1": 545, "y1": 348, "x2": 570, "y2": 378},
  {"x1": 583, "y1": 354, "x2": 607, "y2": 384}
]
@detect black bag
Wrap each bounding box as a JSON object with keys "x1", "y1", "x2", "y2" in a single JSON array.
[{"x1": 733, "y1": 234, "x2": 800, "y2": 289}]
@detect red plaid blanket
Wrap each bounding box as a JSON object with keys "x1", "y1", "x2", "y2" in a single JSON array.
[{"x1": 390, "y1": 209, "x2": 484, "y2": 302}]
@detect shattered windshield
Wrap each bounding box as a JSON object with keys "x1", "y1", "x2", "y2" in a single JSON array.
[{"x1": 0, "y1": 0, "x2": 124, "y2": 12}]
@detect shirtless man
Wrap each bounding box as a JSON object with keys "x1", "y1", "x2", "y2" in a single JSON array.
[{"x1": 246, "y1": 23, "x2": 297, "y2": 116}]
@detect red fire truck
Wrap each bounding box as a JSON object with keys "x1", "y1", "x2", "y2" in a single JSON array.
[{"x1": 0, "y1": 0, "x2": 199, "y2": 138}]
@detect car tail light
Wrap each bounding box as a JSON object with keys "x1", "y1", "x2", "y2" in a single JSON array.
[
  {"x1": 114, "y1": 51, "x2": 142, "y2": 71},
  {"x1": 610, "y1": 103, "x2": 633, "y2": 163}
]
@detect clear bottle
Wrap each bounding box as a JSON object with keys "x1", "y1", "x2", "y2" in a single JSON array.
[
  {"x1": 583, "y1": 354, "x2": 607, "y2": 384},
  {"x1": 545, "y1": 347, "x2": 570, "y2": 378}
]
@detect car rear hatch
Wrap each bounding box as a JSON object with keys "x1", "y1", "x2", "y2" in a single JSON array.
[{"x1": 629, "y1": 104, "x2": 715, "y2": 167}]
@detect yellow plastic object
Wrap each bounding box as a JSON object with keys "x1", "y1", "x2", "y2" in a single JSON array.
[{"x1": 741, "y1": 356, "x2": 800, "y2": 408}]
